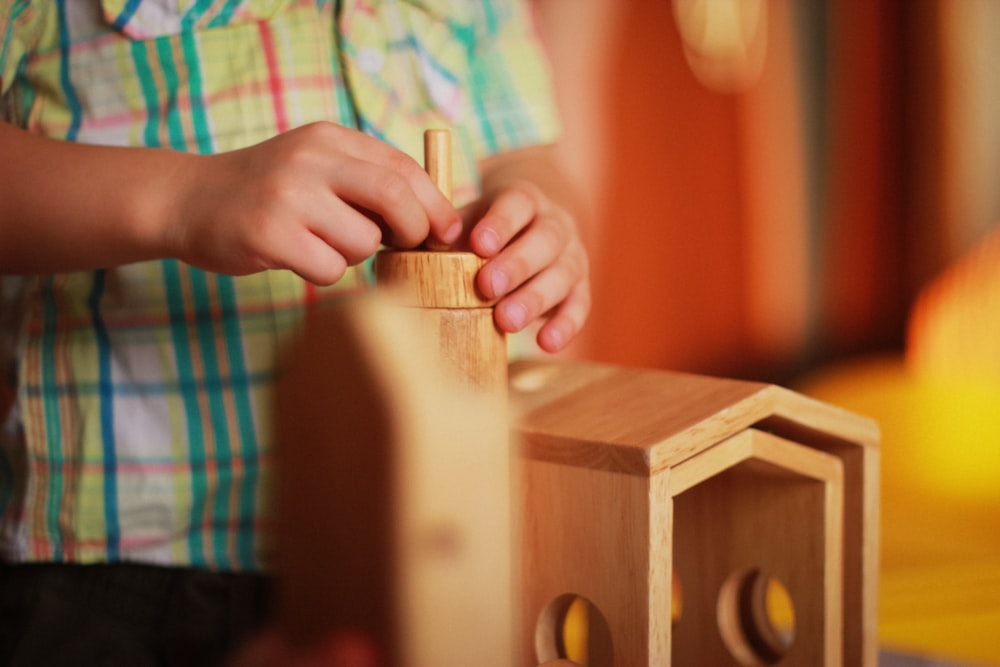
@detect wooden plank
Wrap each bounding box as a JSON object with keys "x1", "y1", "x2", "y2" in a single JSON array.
[
  {"x1": 521, "y1": 459, "x2": 666, "y2": 666},
  {"x1": 510, "y1": 360, "x2": 878, "y2": 475}
]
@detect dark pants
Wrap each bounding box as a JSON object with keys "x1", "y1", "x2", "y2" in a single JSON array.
[{"x1": 0, "y1": 562, "x2": 272, "y2": 667}]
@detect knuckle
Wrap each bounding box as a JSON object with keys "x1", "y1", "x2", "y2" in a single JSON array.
[
  {"x1": 508, "y1": 179, "x2": 543, "y2": 204},
  {"x1": 520, "y1": 290, "x2": 546, "y2": 321},
  {"x1": 385, "y1": 149, "x2": 421, "y2": 177},
  {"x1": 503, "y1": 255, "x2": 533, "y2": 285},
  {"x1": 534, "y1": 220, "x2": 566, "y2": 257},
  {"x1": 246, "y1": 209, "x2": 282, "y2": 249},
  {"x1": 301, "y1": 120, "x2": 341, "y2": 144},
  {"x1": 374, "y1": 171, "x2": 410, "y2": 207},
  {"x1": 258, "y1": 171, "x2": 301, "y2": 208},
  {"x1": 504, "y1": 187, "x2": 537, "y2": 217}
]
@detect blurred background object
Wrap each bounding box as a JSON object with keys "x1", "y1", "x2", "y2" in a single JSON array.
[{"x1": 535, "y1": 0, "x2": 1000, "y2": 664}]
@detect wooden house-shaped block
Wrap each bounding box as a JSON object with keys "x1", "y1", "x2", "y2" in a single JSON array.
[{"x1": 510, "y1": 360, "x2": 879, "y2": 667}]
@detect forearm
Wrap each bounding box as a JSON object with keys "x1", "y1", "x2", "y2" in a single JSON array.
[
  {"x1": 0, "y1": 121, "x2": 191, "y2": 274},
  {"x1": 0, "y1": 121, "x2": 461, "y2": 283}
]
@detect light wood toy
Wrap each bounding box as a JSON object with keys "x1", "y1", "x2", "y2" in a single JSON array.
[
  {"x1": 274, "y1": 130, "x2": 880, "y2": 666},
  {"x1": 510, "y1": 360, "x2": 879, "y2": 667}
]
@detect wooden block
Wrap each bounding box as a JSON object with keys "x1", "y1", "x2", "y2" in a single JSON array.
[
  {"x1": 274, "y1": 295, "x2": 512, "y2": 665},
  {"x1": 373, "y1": 249, "x2": 504, "y2": 396},
  {"x1": 511, "y1": 359, "x2": 879, "y2": 667}
]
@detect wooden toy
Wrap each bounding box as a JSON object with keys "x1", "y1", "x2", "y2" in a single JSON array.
[
  {"x1": 274, "y1": 130, "x2": 880, "y2": 666},
  {"x1": 274, "y1": 293, "x2": 514, "y2": 665},
  {"x1": 510, "y1": 359, "x2": 879, "y2": 666}
]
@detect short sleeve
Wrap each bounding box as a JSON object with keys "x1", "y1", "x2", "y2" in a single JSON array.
[
  {"x1": 464, "y1": 0, "x2": 561, "y2": 158},
  {"x1": 0, "y1": 0, "x2": 46, "y2": 119}
]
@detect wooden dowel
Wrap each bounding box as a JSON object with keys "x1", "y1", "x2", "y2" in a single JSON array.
[{"x1": 424, "y1": 129, "x2": 452, "y2": 203}]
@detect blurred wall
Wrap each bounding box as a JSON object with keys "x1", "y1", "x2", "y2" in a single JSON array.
[{"x1": 537, "y1": 0, "x2": 1000, "y2": 383}]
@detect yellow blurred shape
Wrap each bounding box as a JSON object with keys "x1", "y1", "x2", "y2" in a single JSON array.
[
  {"x1": 797, "y1": 355, "x2": 1000, "y2": 665},
  {"x1": 765, "y1": 576, "x2": 795, "y2": 647},
  {"x1": 562, "y1": 596, "x2": 589, "y2": 664}
]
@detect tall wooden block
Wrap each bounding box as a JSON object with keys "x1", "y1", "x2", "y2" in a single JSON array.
[
  {"x1": 274, "y1": 247, "x2": 512, "y2": 665},
  {"x1": 511, "y1": 360, "x2": 879, "y2": 667}
]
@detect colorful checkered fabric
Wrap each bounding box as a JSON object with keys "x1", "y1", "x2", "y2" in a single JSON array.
[{"x1": 0, "y1": 0, "x2": 559, "y2": 570}]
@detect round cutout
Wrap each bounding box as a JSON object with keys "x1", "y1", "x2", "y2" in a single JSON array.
[
  {"x1": 535, "y1": 594, "x2": 614, "y2": 666},
  {"x1": 717, "y1": 568, "x2": 796, "y2": 665}
]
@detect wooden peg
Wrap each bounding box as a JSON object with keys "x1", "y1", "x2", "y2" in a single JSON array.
[
  {"x1": 422, "y1": 128, "x2": 455, "y2": 252},
  {"x1": 424, "y1": 129, "x2": 452, "y2": 202}
]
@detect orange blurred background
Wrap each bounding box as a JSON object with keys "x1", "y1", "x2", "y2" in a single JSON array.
[
  {"x1": 535, "y1": 0, "x2": 1000, "y2": 663},
  {"x1": 539, "y1": 0, "x2": 999, "y2": 381}
]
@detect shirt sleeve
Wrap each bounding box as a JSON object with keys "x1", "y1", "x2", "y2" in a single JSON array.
[
  {"x1": 1, "y1": 0, "x2": 46, "y2": 121},
  {"x1": 464, "y1": 0, "x2": 561, "y2": 158}
]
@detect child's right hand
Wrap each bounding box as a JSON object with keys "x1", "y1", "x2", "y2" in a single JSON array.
[{"x1": 165, "y1": 122, "x2": 462, "y2": 285}]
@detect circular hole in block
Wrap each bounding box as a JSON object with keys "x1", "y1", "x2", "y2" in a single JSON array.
[
  {"x1": 717, "y1": 568, "x2": 796, "y2": 665},
  {"x1": 535, "y1": 594, "x2": 613, "y2": 666}
]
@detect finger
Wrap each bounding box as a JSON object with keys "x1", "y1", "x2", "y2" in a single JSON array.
[
  {"x1": 334, "y1": 138, "x2": 461, "y2": 247},
  {"x1": 270, "y1": 227, "x2": 349, "y2": 286},
  {"x1": 327, "y1": 157, "x2": 433, "y2": 248},
  {"x1": 310, "y1": 198, "x2": 383, "y2": 266},
  {"x1": 467, "y1": 183, "x2": 541, "y2": 258},
  {"x1": 535, "y1": 281, "x2": 592, "y2": 353},
  {"x1": 289, "y1": 241, "x2": 348, "y2": 286},
  {"x1": 492, "y1": 246, "x2": 588, "y2": 334},
  {"x1": 476, "y1": 210, "x2": 571, "y2": 301},
  {"x1": 243, "y1": 201, "x2": 354, "y2": 284},
  {"x1": 256, "y1": 186, "x2": 383, "y2": 268}
]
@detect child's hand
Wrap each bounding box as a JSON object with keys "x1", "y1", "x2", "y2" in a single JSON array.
[
  {"x1": 169, "y1": 122, "x2": 462, "y2": 285},
  {"x1": 464, "y1": 171, "x2": 591, "y2": 354}
]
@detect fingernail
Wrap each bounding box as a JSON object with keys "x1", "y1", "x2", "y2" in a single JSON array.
[
  {"x1": 544, "y1": 327, "x2": 565, "y2": 351},
  {"x1": 503, "y1": 301, "x2": 526, "y2": 330},
  {"x1": 490, "y1": 270, "x2": 509, "y2": 298},
  {"x1": 478, "y1": 227, "x2": 501, "y2": 255},
  {"x1": 442, "y1": 221, "x2": 462, "y2": 244}
]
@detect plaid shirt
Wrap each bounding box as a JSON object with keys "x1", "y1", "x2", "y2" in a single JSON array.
[{"x1": 0, "y1": 0, "x2": 558, "y2": 570}]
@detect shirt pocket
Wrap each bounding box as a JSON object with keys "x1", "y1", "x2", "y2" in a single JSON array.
[{"x1": 100, "y1": 0, "x2": 292, "y2": 40}]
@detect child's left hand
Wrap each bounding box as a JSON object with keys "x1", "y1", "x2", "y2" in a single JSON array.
[{"x1": 461, "y1": 147, "x2": 591, "y2": 354}]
